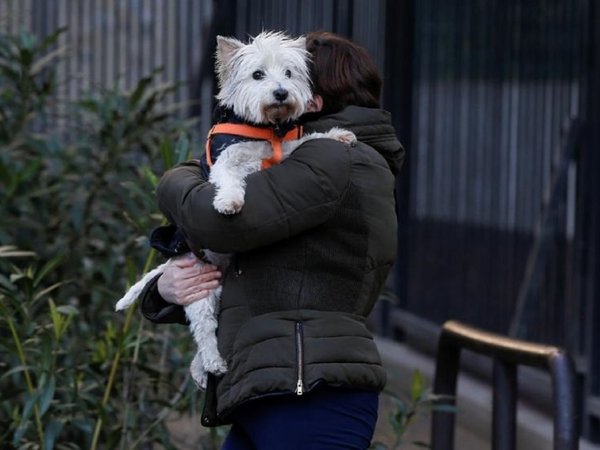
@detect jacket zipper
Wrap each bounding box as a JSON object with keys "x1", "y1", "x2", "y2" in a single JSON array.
[{"x1": 295, "y1": 321, "x2": 304, "y2": 395}]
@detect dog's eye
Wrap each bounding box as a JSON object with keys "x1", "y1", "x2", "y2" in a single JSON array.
[
  {"x1": 285, "y1": 69, "x2": 292, "y2": 78},
  {"x1": 252, "y1": 70, "x2": 265, "y2": 80}
]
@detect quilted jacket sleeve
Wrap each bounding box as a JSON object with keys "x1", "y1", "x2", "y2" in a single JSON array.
[{"x1": 156, "y1": 139, "x2": 351, "y2": 254}]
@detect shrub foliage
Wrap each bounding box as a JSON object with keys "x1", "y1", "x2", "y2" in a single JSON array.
[{"x1": 0, "y1": 27, "x2": 206, "y2": 449}]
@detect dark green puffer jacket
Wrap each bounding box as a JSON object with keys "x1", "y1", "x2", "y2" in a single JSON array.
[{"x1": 140, "y1": 105, "x2": 404, "y2": 425}]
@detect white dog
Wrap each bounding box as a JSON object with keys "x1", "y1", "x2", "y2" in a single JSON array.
[{"x1": 116, "y1": 31, "x2": 355, "y2": 388}]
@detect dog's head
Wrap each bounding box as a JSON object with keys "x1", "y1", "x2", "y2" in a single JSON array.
[{"x1": 215, "y1": 31, "x2": 312, "y2": 125}]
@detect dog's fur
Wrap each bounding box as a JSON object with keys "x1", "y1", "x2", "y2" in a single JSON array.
[{"x1": 116, "y1": 31, "x2": 355, "y2": 389}]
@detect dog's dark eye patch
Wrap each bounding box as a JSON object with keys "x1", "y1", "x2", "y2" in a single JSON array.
[
  {"x1": 252, "y1": 70, "x2": 265, "y2": 80},
  {"x1": 285, "y1": 69, "x2": 291, "y2": 78}
]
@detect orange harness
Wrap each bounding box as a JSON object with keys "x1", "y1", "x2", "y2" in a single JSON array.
[{"x1": 205, "y1": 123, "x2": 303, "y2": 169}]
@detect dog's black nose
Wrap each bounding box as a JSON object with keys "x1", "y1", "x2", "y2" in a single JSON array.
[{"x1": 273, "y1": 88, "x2": 288, "y2": 102}]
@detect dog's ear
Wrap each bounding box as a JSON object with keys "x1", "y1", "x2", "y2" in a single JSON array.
[
  {"x1": 215, "y1": 36, "x2": 244, "y2": 86},
  {"x1": 216, "y1": 36, "x2": 243, "y2": 67}
]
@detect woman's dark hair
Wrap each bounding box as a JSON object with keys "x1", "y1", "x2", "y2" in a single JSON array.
[{"x1": 305, "y1": 31, "x2": 382, "y2": 114}]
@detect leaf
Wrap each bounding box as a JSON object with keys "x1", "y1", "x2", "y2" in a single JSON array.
[
  {"x1": 410, "y1": 369, "x2": 425, "y2": 402},
  {"x1": 39, "y1": 375, "x2": 56, "y2": 416},
  {"x1": 31, "y1": 46, "x2": 67, "y2": 75},
  {"x1": 0, "y1": 365, "x2": 32, "y2": 380},
  {"x1": 0, "y1": 246, "x2": 36, "y2": 258},
  {"x1": 174, "y1": 132, "x2": 190, "y2": 164},
  {"x1": 19, "y1": 30, "x2": 37, "y2": 52},
  {"x1": 34, "y1": 282, "x2": 65, "y2": 302},
  {"x1": 55, "y1": 304, "x2": 78, "y2": 315},
  {"x1": 129, "y1": 67, "x2": 163, "y2": 107},
  {"x1": 410, "y1": 441, "x2": 431, "y2": 448},
  {"x1": 391, "y1": 396, "x2": 409, "y2": 416},
  {"x1": 37, "y1": 26, "x2": 67, "y2": 53},
  {"x1": 141, "y1": 165, "x2": 159, "y2": 188},
  {"x1": 77, "y1": 98, "x2": 100, "y2": 113},
  {"x1": 49, "y1": 298, "x2": 61, "y2": 340},
  {"x1": 33, "y1": 255, "x2": 63, "y2": 288},
  {"x1": 159, "y1": 138, "x2": 174, "y2": 168},
  {"x1": 12, "y1": 389, "x2": 41, "y2": 446},
  {"x1": 44, "y1": 419, "x2": 64, "y2": 450},
  {"x1": 70, "y1": 418, "x2": 94, "y2": 436}
]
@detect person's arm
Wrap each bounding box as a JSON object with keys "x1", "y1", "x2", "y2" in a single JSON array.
[{"x1": 157, "y1": 139, "x2": 351, "y2": 254}]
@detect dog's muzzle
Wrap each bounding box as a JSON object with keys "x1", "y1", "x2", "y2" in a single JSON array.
[{"x1": 264, "y1": 102, "x2": 297, "y2": 123}]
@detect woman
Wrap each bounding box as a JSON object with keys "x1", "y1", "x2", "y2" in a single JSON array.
[{"x1": 140, "y1": 31, "x2": 404, "y2": 449}]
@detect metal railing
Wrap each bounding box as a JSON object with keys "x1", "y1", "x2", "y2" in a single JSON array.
[{"x1": 431, "y1": 320, "x2": 579, "y2": 450}]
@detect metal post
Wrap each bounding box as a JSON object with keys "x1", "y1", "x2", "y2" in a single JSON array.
[
  {"x1": 582, "y1": 0, "x2": 600, "y2": 441},
  {"x1": 384, "y1": 0, "x2": 413, "y2": 310},
  {"x1": 431, "y1": 330, "x2": 461, "y2": 450},
  {"x1": 549, "y1": 351, "x2": 579, "y2": 450},
  {"x1": 492, "y1": 359, "x2": 517, "y2": 450}
]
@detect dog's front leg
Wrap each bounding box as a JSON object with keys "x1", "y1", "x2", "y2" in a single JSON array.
[
  {"x1": 282, "y1": 127, "x2": 357, "y2": 156},
  {"x1": 209, "y1": 141, "x2": 270, "y2": 214}
]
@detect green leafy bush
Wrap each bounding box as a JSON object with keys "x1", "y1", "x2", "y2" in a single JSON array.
[{"x1": 0, "y1": 27, "x2": 208, "y2": 449}]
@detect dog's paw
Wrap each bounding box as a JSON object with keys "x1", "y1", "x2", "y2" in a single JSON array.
[
  {"x1": 205, "y1": 356, "x2": 228, "y2": 375},
  {"x1": 191, "y1": 369, "x2": 208, "y2": 389},
  {"x1": 190, "y1": 354, "x2": 208, "y2": 388},
  {"x1": 326, "y1": 127, "x2": 357, "y2": 146},
  {"x1": 213, "y1": 194, "x2": 245, "y2": 215}
]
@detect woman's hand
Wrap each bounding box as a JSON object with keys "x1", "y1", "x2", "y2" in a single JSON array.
[{"x1": 157, "y1": 253, "x2": 222, "y2": 306}]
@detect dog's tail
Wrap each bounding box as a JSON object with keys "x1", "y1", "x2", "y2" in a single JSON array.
[{"x1": 115, "y1": 262, "x2": 169, "y2": 311}]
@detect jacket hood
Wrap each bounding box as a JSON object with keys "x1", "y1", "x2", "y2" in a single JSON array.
[{"x1": 302, "y1": 105, "x2": 405, "y2": 174}]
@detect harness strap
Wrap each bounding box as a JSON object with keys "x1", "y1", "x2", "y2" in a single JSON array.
[{"x1": 205, "y1": 123, "x2": 303, "y2": 169}]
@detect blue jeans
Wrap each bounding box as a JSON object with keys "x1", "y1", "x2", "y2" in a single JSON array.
[{"x1": 221, "y1": 386, "x2": 379, "y2": 450}]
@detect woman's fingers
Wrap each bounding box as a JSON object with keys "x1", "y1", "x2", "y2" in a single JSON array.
[
  {"x1": 175, "y1": 272, "x2": 221, "y2": 294},
  {"x1": 178, "y1": 280, "x2": 222, "y2": 305},
  {"x1": 157, "y1": 257, "x2": 222, "y2": 306},
  {"x1": 173, "y1": 265, "x2": 221, "y2": 285}
]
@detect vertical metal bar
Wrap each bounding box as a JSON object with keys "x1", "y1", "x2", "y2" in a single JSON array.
[
  {"x1": 431, "y1": 332, "x2": 461, "y2": 450},
  {"x1": 176, "y1": 0, "x2": 185, "y2": 110},
  {"x1": 383, "y1": 0, "x2": 413, "y2": 309},
  {"x1": 456, "y1": 0, "x2": 468, "y2": 223},
  {"x1": 579, "y1": 0, "x2": 600, "y2": 443},
  {"x1": 549, "y1": 352, "x2": 579, "y2": 450},
  {"x1": 93, "y1": 0, "x2": 102, "y2": 88},
  {"x1": 492, "y1": 359, "x2": 517, "y2": 450},
  {"x1": 160, "y1": 0, "x2": 168, "y2": 85},
  {"x1": 137, "y1": 0, "x2": 144, "y2": 80},
  {"x1": 105, "y1": 0, "x2": 113, "y2": 87},
  {"x1": 166, "y1": 0, "x2": 175, "y2": 90}
]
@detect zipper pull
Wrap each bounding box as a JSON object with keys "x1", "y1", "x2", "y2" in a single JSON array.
[{"x1": 295, "y1": 378, "x2": 304, "y2": 396}]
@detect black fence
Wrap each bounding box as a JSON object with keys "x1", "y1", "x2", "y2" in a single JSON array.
[{"x1": 402, "y1": 0, "x2": 584, "y2": 345}]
